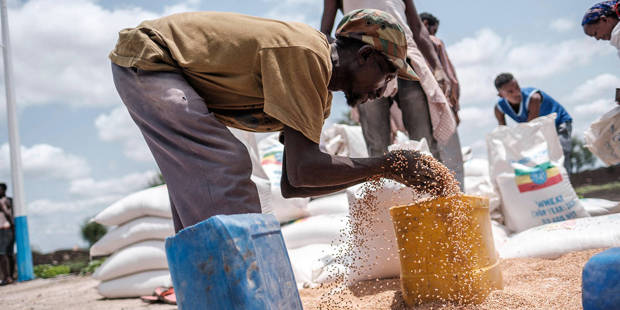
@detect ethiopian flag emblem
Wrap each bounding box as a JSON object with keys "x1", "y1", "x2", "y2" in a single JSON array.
[
  {"x1": 261, "y1": 150, "x2": 282, "y2": 166},
  {"x1": 514, "y1": 162, "x2": 562, "y2": 193}
]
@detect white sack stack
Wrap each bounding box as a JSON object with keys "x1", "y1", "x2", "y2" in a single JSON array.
[{"x1": 90, "y1": 185, "x2": 174, "y2": 298}]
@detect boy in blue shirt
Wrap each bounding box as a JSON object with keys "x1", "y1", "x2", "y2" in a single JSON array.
[{"x1": 493, "y1": 73, "x2": 573, "y2": 173}]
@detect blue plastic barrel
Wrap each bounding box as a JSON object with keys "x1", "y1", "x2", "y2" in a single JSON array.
[
  {"x1": 582, "y1": 247, "x2": 620, "y2": 310},
  {"x1": 165, "y1": 214, "x2": 302, "y2": 310}
]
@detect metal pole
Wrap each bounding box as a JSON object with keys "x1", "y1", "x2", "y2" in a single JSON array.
[{"x1": 1, "y1": 0, "x2": 33, "y2": 281}]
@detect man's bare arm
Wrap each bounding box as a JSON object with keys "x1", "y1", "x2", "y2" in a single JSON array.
[
  {"x1": 281, "y1": 126, "x2": 383, "y2": 189},
  {"x1": 280, "y1": 126, "x2": 437, "y2": 198},
  {"x1": 320, "y1": 0, "x2": 339, "y2": 41},
  {"x1": 403, "y1": 0, "x2": 444, "y2": 75},
  {"x1": 527, "y1": 93, "x2": 542, "y2": 121},
  {"x1": 280, "y1": 151, "x2": 361, "y2": 198},
  {"x1": 494, "y1": 106, "x2": 506, "y2": 126}
]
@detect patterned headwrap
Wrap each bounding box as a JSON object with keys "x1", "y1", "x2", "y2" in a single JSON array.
[
  {"x1": 582, "y1": 0, "x2": 620, "y2": 26},
  {"x1": 336, "y1": 9, "x2": 418, "y2": 81}
]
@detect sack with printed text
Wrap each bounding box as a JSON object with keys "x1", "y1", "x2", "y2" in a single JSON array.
[{"x1": 487, "y1": 114, "x2": 588, "y2": 233}]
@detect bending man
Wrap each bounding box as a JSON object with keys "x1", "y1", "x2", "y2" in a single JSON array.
[{"x1": 110, "y1": 9, "x2": 436, "y2": 232}]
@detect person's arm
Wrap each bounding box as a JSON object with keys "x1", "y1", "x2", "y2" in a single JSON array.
[
  {"x1": 281, "y1": 152, "x2": 362, "y2": 198},
  {"x1": 0, "y1": 198, "x2": 12, "y2": 227},
  {"x1": 440, "y1": 39, "x2": 460, "y2": 107},
  {"x1": 494, "y1": 106, "x2": 506, "y2": 126},
  {"x1": 279, "y1": 126, "x2": 434, "y2": 198},
  {"x1": 527, "y1": 93, "x2": 542, "y2": 121},
  {"x1": 320, "y1": 0, "x2": 339, "y2": 43},
  {"x1": 402, "y1": 0, "x2": 448, "y2": 89}
]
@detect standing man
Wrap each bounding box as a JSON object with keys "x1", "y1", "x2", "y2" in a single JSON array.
[
  {"x1": 110, "y1": 10, "x2": 438, "y2": 233},
  {"x1": 321, "y1": 0, "x2": 464, "y2": 189},
  {"x1": 0, "y1": 183, "x2": 14, "y2": 285},
  {"x1": 494, "y1": 73, "x2": 574, "y2": 173},
  {"x1": 419, "y1": 12, "x2": 460, "y2": 125}
]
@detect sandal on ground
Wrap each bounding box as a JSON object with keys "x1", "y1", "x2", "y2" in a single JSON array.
[{"x1": 157, "y1": 287, "x2": 176, "y2": 305}]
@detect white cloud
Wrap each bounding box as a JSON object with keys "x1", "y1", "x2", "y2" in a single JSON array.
[
  {"x1": 0, "y1": 0, "x2": 160, "y2": 108},
  {"x1": 0, "y1": 0, "x2": 196, "y2": 110},
  {"x1": 561, "y1": 73, "x2": 619, "y2": 135},
  {"x1": 261, "y1": 0, "x2": 321, "y2": 24},
  {"x1": 162, "y1": 0, "x2": 200, "y2": 16},
  {"x1": 0, "y1": 143, "x2": 90, "y2": 181},
  {"x1": 459, "y1": 106, "x2": 496, "y2": 128},
  {"x1": 28, "y1": 195, "x2": 121, "y2": 216},
  {"x1": 95, "y1": 106, "x2": 153, "y2": 162},
  {"x1": 448, "y1": 29, "x2": 614, "y2": 108},
  {"x1": 550, "y1": 18, "x2": 575, "y2": 32},
  {"x1": 574, "y1": 99, "x2": 616, "y2": 115},
  {"x1": 69, "y1": 170, "x2": 158, "y2": 198},
  {"x1": 449, "y1": 29, "x2": 509, "y2": 66},
  {"x1": 28, "y1": 194, "x2": 126, "y2": 252},
  {"x1": 28, "y1": 169, "x2": 161, "y2": 252},
  {"x1": 564, "y1": 73, "x2": 620, "y2": 104}
]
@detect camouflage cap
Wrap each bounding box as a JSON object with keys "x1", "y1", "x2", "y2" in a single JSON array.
[{"x1": 335, "y1": 9, "x2": 418, "y2": 81}]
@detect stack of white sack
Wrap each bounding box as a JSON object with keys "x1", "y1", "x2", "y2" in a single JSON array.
[{"x1": 90, "y1": 185, "x2": 174, "y2": 298}]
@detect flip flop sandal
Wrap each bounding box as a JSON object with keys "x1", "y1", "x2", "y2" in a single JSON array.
[
  {"x1": 158, "y1": 287, "x2": 177, "y2": 305},
  {"x1": 153, "y1": 286, "x2": 169, "y2": 297}
]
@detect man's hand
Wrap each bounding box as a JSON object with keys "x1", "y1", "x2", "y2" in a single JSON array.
[
  {"x1": 383, "y1": 150, "x2": 435, "y2": 186},
  {"x1": 434, "y1": 68, "x2": 450, "y2": 95},
  {"x1": 383, "y1": 150, "x2": 461, "y2": 196}
]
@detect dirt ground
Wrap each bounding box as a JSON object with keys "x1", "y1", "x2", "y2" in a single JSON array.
[
  {"x1": 300, "y1": 249, "x2": 604, "y2": 310},
  {"x1": 0, "y1": 248, "x2": 604, "y2": 310}
]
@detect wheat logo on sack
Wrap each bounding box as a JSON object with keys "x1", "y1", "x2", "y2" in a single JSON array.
[{"x1": 514, "y1": 161, "x2": 563, "y2": 193}]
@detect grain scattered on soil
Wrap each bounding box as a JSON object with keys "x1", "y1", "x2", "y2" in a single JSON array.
[{"x1": 300, "y1": 248, "x2": 602, "y2": 310}]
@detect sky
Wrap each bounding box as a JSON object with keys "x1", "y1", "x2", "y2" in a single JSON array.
[{"x1": 0, "y1": 0, "x2": 618, "y2": 252}]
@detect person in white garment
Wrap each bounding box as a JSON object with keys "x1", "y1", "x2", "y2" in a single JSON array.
[
  {"x1": 582, "y1": 0, "x2": 620, "y2": 58},
  {"x1": 321, "y1": 0, "x2": 464, "y2": 189}
]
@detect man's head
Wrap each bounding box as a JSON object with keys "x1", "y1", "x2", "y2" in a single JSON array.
[
  {"x1": 495, "y1": 73, "x2": 522, "y2": 104},
  {"x1": 582, "y1": 1, "x2": 619, "y2": 41},
  {"x1": 420, "y1": 12, "x2": 439, "y2": 36},
  {"x1": 334, "y1": 9, "x2": 418, "y2": 107},
  {"x1": 0, "y1": 183, "x2": 6, "y2": 197}
]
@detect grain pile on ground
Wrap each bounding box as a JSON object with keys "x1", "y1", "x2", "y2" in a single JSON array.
[{"x1": 300, "y1": 248, "x2": 603, "y2": 310}]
